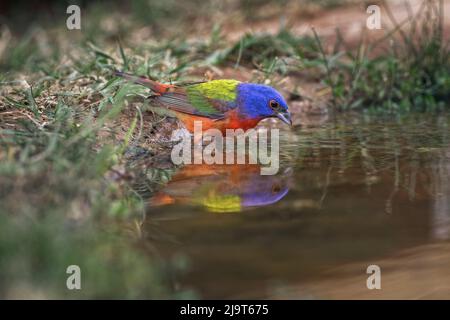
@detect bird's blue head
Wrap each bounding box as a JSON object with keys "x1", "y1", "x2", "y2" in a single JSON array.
[{"x1": 237, "y1": 83, "x2": 292, "y2": 126}]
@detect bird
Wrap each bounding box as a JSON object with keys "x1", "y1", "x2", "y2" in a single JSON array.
[{"x1": 115, "y1": 71, "x2": 292, "y2": 133}]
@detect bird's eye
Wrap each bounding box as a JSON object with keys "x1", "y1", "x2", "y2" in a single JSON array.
[{"x1": 269, "y1": 99, "x2": 281, "y2": 111}]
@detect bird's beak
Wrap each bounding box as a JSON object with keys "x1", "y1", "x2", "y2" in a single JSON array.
[{"x1": 276, "y1": 111, "x2": 292, "y2": 127}]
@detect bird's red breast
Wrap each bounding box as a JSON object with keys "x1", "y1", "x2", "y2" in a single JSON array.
[{"x1": 174, "y1": 109, "x2": 263, "y2": 134}]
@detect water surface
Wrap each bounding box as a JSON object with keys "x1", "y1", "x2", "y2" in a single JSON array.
[{"x1": 133, "y1": 113, "x2": 450, "y2": 299}]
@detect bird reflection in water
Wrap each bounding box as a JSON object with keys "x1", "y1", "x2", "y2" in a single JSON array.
[{"x1": 149, "y1": 163, "x2": 292, "y2": 213}]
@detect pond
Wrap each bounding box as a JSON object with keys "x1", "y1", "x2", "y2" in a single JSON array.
[{"x1": 129, "y1": 112, "x2": 450, "y2": 299}]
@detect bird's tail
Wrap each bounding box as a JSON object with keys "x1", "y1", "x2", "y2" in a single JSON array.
[{"x1": 114, "y1": 71, "x2": 172, "y2": 94}]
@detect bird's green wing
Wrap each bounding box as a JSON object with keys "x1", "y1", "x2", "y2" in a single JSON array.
[
  {"x1": 153, "y1": 80, "x2": 240, "y2": 119},
  {"x1": 188, "y1": 80, "x2": 239, "y2": 101}
]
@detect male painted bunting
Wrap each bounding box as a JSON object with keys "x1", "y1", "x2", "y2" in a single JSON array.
[{"x1": 115, "y1": 71, "x2": 292, "y2": 133}]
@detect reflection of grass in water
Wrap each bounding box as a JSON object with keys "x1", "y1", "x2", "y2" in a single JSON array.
[
  {"x1": 125, "y1": 147, "x2": 179, "y2": 200},
  {"x1": 291, "y1": 113, "x2": 450, "y2": 212},
  {"x1": 296, "y1": 114, "x2": 450, "y2": 170}
]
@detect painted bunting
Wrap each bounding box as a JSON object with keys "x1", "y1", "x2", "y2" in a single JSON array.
[{"x1": 115, "y1": 71, "x2": 292, "y2": 133}]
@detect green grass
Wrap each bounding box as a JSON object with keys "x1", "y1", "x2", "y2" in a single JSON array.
[
  {"x1": 0, "y1": 80, "x2": 192, "y2": 298},
  {"x1": 312, "y1": 0, "x2": 450, "y2": 112}
]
